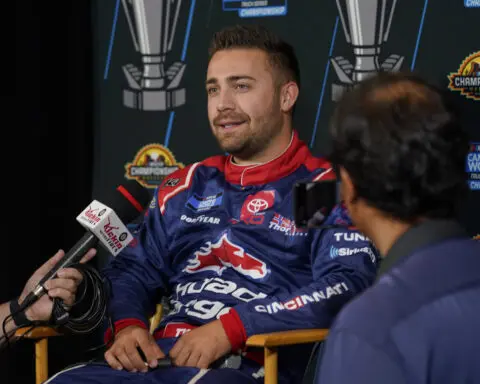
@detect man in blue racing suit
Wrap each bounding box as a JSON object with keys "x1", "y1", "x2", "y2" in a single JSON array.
[{"x1": 48, "y1": 25, "x2": 378, "y2": 384}]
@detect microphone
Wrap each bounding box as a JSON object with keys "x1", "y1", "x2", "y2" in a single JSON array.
[{"x1": 19, "y1": 180, "x2": 151, "y2": 312}]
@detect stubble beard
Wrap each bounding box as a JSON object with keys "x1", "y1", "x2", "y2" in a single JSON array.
[{"x1": 217, "y1": 106, "x2": 284, "y2": 161}]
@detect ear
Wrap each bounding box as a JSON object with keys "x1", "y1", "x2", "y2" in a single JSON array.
[
  {"x1": 280, "y1": 81, "x2": 299, "y2": 113},
  {"x1": 339, "y1": 167, "x2": 356, "y2": 205}
]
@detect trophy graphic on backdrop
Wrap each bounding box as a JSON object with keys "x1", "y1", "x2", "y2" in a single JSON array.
[
  {"x1": 121, "y1": 0, "x2": 186, "y2": 111},
  {"x1": 331, "y1": 0, "x2": 404, "y2": 101}
]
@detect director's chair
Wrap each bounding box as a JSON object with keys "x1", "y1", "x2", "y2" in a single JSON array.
[{"x1": 16, "y1": 304, "x2": 328, "y2": 384}]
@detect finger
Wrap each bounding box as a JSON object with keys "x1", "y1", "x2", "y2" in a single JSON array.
[
  {"x1": 124, "y1": 343, "x2": 147, "y2": 372},
  {"x1": 79, "y1": 249, "x2": 97, "y2": 264},
  {"x1": 56, "y1": 268, "x2": 83, "y2": 283},
  {"x1": 36, "y1": 250, "x2": 66, "y2": 275},
  {"x1": 45, "y1": 278, "x2": 76, "y2": 293},
  {"x1": 47, "y1": 288, "x2": 76, "y2": 306},
  {"x1": 140, "y1": 337, "x2": 165, "y2": 368},
  {"x1": 169, "y1": 339, "x2": 182, "y2": 360},
  {"x1": 196, "y1": 355, "x2": 211, "y2": 369},
  {"x1": 115, "y1": 347, "x2": 136, "y2": 372},
  {"x1": 104, "y1": 350, "x2": 123, "y2": 370},
  {"x1": 184, "y1": 350, "x2": 202, "y2": 368},
  {"x1": 172, "y1": 346, "x2": 191, "y2": 367}
]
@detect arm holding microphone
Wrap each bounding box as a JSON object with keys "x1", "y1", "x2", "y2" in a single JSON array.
[
  {"x1": 1, "y1": 180, "x2": 151, "y2": 349},
  {"x1": 0, "y1": 249, "x2": 96, "y2": 348}
]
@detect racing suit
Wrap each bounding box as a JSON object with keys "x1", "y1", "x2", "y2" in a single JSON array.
[{"x1": 48, "y1": 131, "x2": 378, "y2": 384}]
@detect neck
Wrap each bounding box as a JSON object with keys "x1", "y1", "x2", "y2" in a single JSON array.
[
  {"x1": 233, "y1": 125, "x2": 293, "y2": 166},
  {"x1": 362, "y1": 212, "x2": 414, "y2": 258}
]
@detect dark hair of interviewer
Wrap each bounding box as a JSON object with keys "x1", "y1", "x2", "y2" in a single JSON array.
[{"x1": 329, "y1": 72, "x2": 469, "y2": 221}]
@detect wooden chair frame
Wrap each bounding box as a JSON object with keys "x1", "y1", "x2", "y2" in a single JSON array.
[{"x1": 16, "y1": 304, "x2": 327, "y2": 384}]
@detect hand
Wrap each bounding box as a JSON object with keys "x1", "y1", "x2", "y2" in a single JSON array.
[
  {"x1": 169, "y1": 319, "x2": 232, "y2": 369},
  {"x1": 104, "y1": 325, "x2": 165, "y2": 372},
  {"x1": 18, "y1": 248, "x2": 97, "y2": 322}
]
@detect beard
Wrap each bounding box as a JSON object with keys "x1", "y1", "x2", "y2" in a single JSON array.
[
  {"x1": 212, "y1": 102, "x2": 284, "y2": 161},
  {"x1": 215, "y1": 118, "x2": 283, "y2": 160}
]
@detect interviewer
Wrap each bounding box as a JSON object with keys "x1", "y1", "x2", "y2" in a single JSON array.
[
  {"x1": 0, "y1": 248, "x2": 96, "y2": 348},
  {"x1": 315, "y1": 72, "x2": 480, "y2": 383}
]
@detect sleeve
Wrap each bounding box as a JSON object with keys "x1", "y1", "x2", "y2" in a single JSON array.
[
  {"x1": 102, "y1": 185, "x2": 174, "y2": 343},
  {"x1": 219, "y1": 204, "x2": 379, "y2": 352},
  {"x1": 315, "y1": 329, "x2": 406, "y2": 384}
]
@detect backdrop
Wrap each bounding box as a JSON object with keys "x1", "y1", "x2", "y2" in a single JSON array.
[{"x1": 91, "y1": 0, "x2": 479, "y2": 243}]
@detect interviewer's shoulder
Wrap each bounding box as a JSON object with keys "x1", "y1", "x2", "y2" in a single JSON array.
[{"x1": 331, "y1": 281, "x2": 403, "y2": 345}]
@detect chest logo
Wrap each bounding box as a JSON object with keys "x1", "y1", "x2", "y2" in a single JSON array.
[
  {"x1": 237, "y1": 190, "x2": 276, "y2": 225},
  {"x1": 183, "y1": 233, "x2": 269, "y2": 280}
]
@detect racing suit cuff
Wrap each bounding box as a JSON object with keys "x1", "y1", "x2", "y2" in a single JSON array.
[
  {"x1": 104, "y1": 318, "x2": 148, "y2": 345},
  {"x1": 220, "y1": 309, "x2": 247, "y2": 353}
]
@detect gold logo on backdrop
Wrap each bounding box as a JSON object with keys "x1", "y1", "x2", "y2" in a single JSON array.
[
  {"x1": 125, "y1": 144, "x2": 184, "y2": 188},
  {"x1": 448, "y1": 52, "x2": 480, "y2": 101}
]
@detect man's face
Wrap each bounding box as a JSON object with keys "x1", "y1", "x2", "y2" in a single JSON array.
[{"x1": 206, "y1": 48, "x2": 284, "y2": 159}]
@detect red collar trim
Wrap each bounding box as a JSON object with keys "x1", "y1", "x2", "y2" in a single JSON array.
[{"x1": 224, "y1": 130, "x2": 310, "y2": 186}]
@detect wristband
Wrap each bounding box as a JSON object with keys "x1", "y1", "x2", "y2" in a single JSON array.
[{"x1": 9, "y1": 298, "x2": 33, "y2": 327}]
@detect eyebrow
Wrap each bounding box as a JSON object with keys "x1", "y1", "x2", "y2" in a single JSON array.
[{"x1": 205, "y1": 75, "x2": 256, "y2": 86}]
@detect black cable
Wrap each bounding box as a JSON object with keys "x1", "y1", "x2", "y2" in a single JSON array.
[
  {"x1": 1, "y1": 263, "x2": 109, "y2": 352},
  {"x1": 53, "y1": 263, "x2": 109, "y2": 334},
  {"x1": 0, "y1": 316, "x2": 44, "y2": 352}
]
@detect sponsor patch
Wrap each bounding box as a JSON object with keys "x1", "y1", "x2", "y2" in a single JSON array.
[
  {"x1": 186, "y1": 192, "x2": 223, "y2": 212},
  {"x1": 237, "y1": 190, "x2": 276, "y2": 225},
  {"x1": 333, "y1": 232, "x2": 369, "y2": 242},
  {"x1": 164, "y1": 178, "x2": 180, "y2": 187},
  {"x1": 183, "y1": 233, "x2": 269, "y2": 280},
  {"x1": 330, "y1": 246, "x2": 376, "y2": 263},
  {"x1": 180, "y1": 214, "x2": 220, "y2": 225},
  {"x1": 269, "y1": 213, "x2": 307, "y2": 236}
]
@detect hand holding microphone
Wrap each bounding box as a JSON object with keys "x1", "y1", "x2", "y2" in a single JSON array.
[
  {"x1": 17, "y1": 249, "x2": 97, "y2": 324},
  {"x1": 18, "y1": 180, "x2": 151, "y2": 313}
]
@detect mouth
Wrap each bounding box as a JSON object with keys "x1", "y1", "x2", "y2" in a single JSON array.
[{"x1": 217, "y1": 121, "x2": 246, "y2": 130}]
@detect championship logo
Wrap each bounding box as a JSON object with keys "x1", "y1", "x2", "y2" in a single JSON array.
[
  {"x1": 447, "y1": 52, "x2": 480, "y2": 101},
  {"x1": 125, "y1": 144, "x2": 184, "y2": 188}
]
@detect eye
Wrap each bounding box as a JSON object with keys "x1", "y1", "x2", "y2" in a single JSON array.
[
  {"x1": 235, "y1": 83, "x2": 249, "y2": 91},
  {"x1": 207, "y1": 87, "x2": 218, "y2": 96}
]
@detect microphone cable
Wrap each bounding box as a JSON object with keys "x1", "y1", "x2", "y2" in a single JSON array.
[
  {"x1": 51, "y1": 262, "x2": 109, "y2": 334},
  {"x1": 1, "y1": 263, "x2": 109, "y2": 351}
]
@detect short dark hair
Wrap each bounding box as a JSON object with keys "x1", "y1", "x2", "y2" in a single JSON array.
[
  {"x1": 208, "y1": 24, "x2": 301, "y2": 88},
  {"x1": 329, "y1": 71, "x2": 469, "y2": 221}
]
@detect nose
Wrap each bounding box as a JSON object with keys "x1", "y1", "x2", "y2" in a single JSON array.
[{"x1": 217, "y1": 89, "x2": 235, "y2": 112}]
